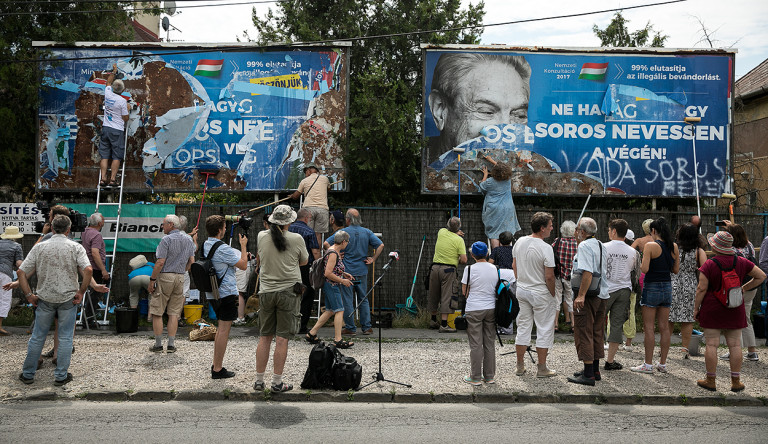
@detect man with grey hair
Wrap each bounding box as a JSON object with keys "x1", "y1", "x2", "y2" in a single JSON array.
[
  {"x1": 177, "y1": 215, "x2": 198, "y2": 305},
  {"x1": 568, "y1": 217, "x2": 609, "y2": 386},
  {"x1": 18, "y1": 215, "x2": 92, "y2": 386},
  {"x1": 426, "y1": 53, "x2": 531, "y2": 163},
  {"x1": 99, "y1": 63, "x2": 131, "y2": 188},
  {"x1": 81, "y1": 212, "x2": 108, "y2": 327},
  {"x1": 147, "y1": 214, "x2": 196, "y2": 353},
  {"x1": 325, "y1": 208, "x2": 383, "y2": 335},
  {"x1": 552, "y1": 220, "x2": 577, "y2": 332},
  {"x1": 428, "y1": 216, "x2": 467, "y2": 332}
]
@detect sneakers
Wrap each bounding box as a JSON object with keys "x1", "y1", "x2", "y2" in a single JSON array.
[
  {"x1": 149, "y1": 345, "x2": 164, "y2": 353},
  {"x1": 439, "y1": 325, "x2": 457, "y2": 333},
  {"x1": 604, "y1": 343, "x2": 609, "y2": 350},
  {"x1": 719, "y1": 352, "x2": 730, "y2": 361},
  {"x1": 211, "y1": 366, "x2": 235, "y2": 379},
  {"x1": 18, "y1": 373, "x2": 34, "y2": 385},
  {"x1": 604, "y1": 361, "x2": 623, "y2": 371},
  {"x1": 630, "y1": 363, "x2": 654, "y2": 374},
  {"x1": 515, "y1": 365, "x2": 526, "y2": 376},
  {"x1": 233, "y1": 318, "x2": 247, "y2": 326},
  {"x1": 166, "y1": 345, "x2": 177, "y2": 354},
  {"x1": 429, "y1": 320, "x2": 440, "y2": 330},
  {"x1": 746, "y1": 352, "x2": 759, "y2": 361},
  {"x1": 463, "y1": 375, "x2": 482, "y2": 386},
  {"x1": 536, "y1": 368, "x2": 557, "y2": 378},
  {"x1": 253, "y1": 380, "x2": 265, "y2": 391},
  {"x1": 54, "y1": 373, "x2": 74, "y2": 387},
  {"x1": 484, "y1": 377, "x2": 496, "y2": 384},
  {"x1": 622, "y1": 344, "x2": 633, "y2": 351},
  {"x1": 270, "y1": 382, "x2": 293, "y2": 392},
  {"x1": 655, "y1": 363, "x2": 668, "y2": 374}
]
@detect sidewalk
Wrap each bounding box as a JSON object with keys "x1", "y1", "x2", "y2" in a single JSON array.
[{"x1": 1, "y1": 325, "x2": 766, "y2": 405}]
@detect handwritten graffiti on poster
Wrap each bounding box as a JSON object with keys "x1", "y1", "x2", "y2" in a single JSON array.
[
  {"x1": 36, "y1": 45, "x2": 349, "y2": 192},
  {"x1": 422, "y1": 49, "x2": 732, "y2": 197}
]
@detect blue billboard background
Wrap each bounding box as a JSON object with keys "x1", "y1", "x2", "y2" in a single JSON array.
[
  {"x1": 422, "y1": 49, "x2": 732, "y2": 197},
  {"x1": 36, "y1": 45, "x2": 348, "y2": 192}
]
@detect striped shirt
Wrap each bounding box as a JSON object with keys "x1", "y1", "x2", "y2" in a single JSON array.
[{"x1": 156, "y1": 229, "x2": 195, "y2": 274}]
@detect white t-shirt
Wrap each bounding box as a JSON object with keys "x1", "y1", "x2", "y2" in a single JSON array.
[
  {"x1": 603, "y1": 240, "x2": 637, "y2": 293},
  {"x1": 461, "y1": 262, "x2": 498, "y2": 312},
  {"x1": 103, "y1": 85, "x2": 128, "y2": 131},
  {"x1": 572, "y1": 238, "x2": 610, "y2": 299},
  {"x1": 512, "y1": 235, "x2": 555, "y2": 295}
]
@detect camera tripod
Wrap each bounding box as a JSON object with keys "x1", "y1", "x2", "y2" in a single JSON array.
[
  {"x1": 500, "y1": 344, "x2": 536, "y2": 363},
  {"x1": 355, "y1": 259, "x2": 412, "y2": 390}
]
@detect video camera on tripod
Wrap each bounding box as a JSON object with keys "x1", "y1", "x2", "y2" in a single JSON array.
[
  {"x1": 33, "y1": 201, "x2": 88, "y2": 233},
  {"x1": 224, "y1": 210, "x2": 253, "y2": 236}
]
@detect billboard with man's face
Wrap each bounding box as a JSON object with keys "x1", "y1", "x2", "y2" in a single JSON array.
[
  {"x1": 35, "y1": 43, "x2": 349, "y2": 192},
  {"x1": 422, "y1": 47, "x2": 734, "y2": 197}
]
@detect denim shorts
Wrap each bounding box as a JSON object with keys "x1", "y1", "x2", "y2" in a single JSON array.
[
  {"x1": 640, "y1": 281, "x2": 672, "y2": 308},
  {"x1": 322, "y1": 281, "x2": 344, "y2": 313}
]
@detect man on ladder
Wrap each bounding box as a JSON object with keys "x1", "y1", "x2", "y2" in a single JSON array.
[
  {"x1": 290, "y1": 165, "x2": 330, "y2": 246},
  {"x1": 99, "y1": 63, "x2": 130, "y2": 188}
]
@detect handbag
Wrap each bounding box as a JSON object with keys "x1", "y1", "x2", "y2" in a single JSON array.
[{"x1": 571, "y1": 239, "x2": 603, "y2": 297}]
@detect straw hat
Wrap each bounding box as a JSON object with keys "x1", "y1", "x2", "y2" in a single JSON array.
[
  {"x1": 129, "y1": 254, "x2": 148, "y2": 270},
  {"x1": 0, "y1": 226, "x2": 23, "y2": 239},
  {"x1": 709, "y1": 231, "x2": 735, "y2": 255},
  {"x1": 268, "y1": 205, "x2": 297, "y2": 226}
]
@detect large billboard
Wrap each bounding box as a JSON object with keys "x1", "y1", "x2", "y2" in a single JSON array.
[
  {"x1": 35, "y1": 43, "x2": 349, "y2": 192},
  {"x1": 422, "y1": 46, "x2": 734, "y2": 197}
]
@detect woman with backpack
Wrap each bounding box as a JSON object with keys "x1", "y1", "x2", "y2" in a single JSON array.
[
  {"x1": 721, "y1": 222, "x2": 761, "y2": 362},
  {"x1": 630, "y1": 217, "x2": 679, "y2": 375},
  {"x1": 305, "y1": 230, "x2": 354, "y2": 349},
  {"x1": 460, "y1": 242, "x2": 501, "y2": 386},
  {"x1": 669, "y1": 223, "x2": 707, "y2": 359},
  {"x1": 694, "y1": 231, "x2": 765, "y2": 392}
]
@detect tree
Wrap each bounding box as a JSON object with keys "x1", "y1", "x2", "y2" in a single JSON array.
[
  {"x1": 0, "y1": 2, "x2": 155, "y2": 197},
  {"x1": 250, "y1": 0, "x2": 485, "y2": 203},
  {"x1": 593, "y1": 11, "x2": 667, "y2": 47}
]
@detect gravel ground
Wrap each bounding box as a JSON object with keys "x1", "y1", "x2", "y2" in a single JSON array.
[{"x1": 2, "y1": 327, "x2": 767, "y2": 401}]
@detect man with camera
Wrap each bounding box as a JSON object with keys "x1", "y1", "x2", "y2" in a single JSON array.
[
  {"x1": 17, "y1": 215, "x2": 92, "y2": 386},
  {"x1": 567, "y1": 217, "x2": 609, "y2": 386},
  {"x1": 289, "y1": 208, "x2": 321, "y2": 334},
  {"x1": 202, "y1": 215, "x2": 248, "y2": 379}
]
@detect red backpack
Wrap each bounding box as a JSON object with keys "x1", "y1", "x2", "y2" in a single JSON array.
[{"x1": 711, "y1": 256, "x2": 744, "y2": 308}]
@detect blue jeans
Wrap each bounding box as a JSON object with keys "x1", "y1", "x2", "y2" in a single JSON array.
[
  {"x1": 23, "y1": 299, "x2": 77, "y2": 380},
  {"x1": 341, "y1": 274, "x2": 371, "y2": 331}
]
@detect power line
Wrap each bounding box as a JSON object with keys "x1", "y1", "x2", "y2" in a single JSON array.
[
  {"x1": 2, "y1": 0, "x2": 688, "y2": 64},
  {"x1": 0, "y1": 0, "x2": 279, "y2": 16}
]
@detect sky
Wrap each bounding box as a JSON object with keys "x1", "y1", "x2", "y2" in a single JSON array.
[{"x1": 165, "y1": 0, "x2": 768, "y2": 79}]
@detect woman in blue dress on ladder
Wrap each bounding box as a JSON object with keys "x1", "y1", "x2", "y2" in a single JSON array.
[{"x1": 479, "y1": 156, "x2": 521, "y2": 249}]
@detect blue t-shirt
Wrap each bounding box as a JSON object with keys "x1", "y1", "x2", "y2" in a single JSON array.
[
  {"x1": 327, "y1": 225, "x2": 382, "y2": 276},
  {"x1": 128, "y1": 263, "x2": 154, "y2": 280},
  {"x1": 203, "y1": 238, "x2": 242, "y2": 299}
]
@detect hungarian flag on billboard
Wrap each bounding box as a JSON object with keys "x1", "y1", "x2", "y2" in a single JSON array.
[
  {"x1": 578, "y1": 62, "x2": 609, "y2": 81},
  {"x1": 194, "y1": 59, "x2": 224, "y2": 77}
]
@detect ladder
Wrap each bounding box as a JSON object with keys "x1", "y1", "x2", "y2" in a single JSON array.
[{"x1": 79, "y1": 134, "x2": 128, "y2": 327}]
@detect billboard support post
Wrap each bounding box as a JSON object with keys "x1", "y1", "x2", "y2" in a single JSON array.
[
  {"x1": 453, "y1": 147, "x2": 465, "y2": 219},
  {"x1": 685, "y1": 117, "x2": 703, "y2": 224}
]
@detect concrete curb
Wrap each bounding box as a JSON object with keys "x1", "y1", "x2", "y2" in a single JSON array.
[{"x1": 4, "y1": 389, "x2": 767, "y2": 407}]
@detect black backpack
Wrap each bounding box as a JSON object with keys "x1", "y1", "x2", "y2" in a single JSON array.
[
  {"x1": 300, "y1": 341, "x2": 362, "y2": 391},
  {"x1": 494, "y1": 267, "x2": 519, "y2": 328},
  {"x1": 309, "y1": 250, "x2": 338, "y2": 290},
  {"x1": 189, "y1": 240, "x2": 226, "y2": 294}
]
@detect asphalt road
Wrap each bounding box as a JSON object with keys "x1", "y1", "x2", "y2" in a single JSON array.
[{"x1": 1, "y1": 402, "x2": 766, "y2": 443}]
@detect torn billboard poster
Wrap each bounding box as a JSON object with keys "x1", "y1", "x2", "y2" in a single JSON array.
[
  {"x1": 422, "y1": 47, "x2": 733, "y2": 197},
  {"x1": 35, "y1": 43, "x2": 349, "y2": 192}
]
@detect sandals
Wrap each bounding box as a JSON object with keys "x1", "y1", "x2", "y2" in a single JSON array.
[
  {"x1": 305, "y1": 332, "x2": 320, "y2": 344},
  {"x1": 99, "y1": 180, "x2": 108, "y2": 188},
  {"x1": 108, "y1": 180, "x2": 119, "y2": 188},
  {"x1": 334, "y1": 339, "x2": 354, "y2": 349}
]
